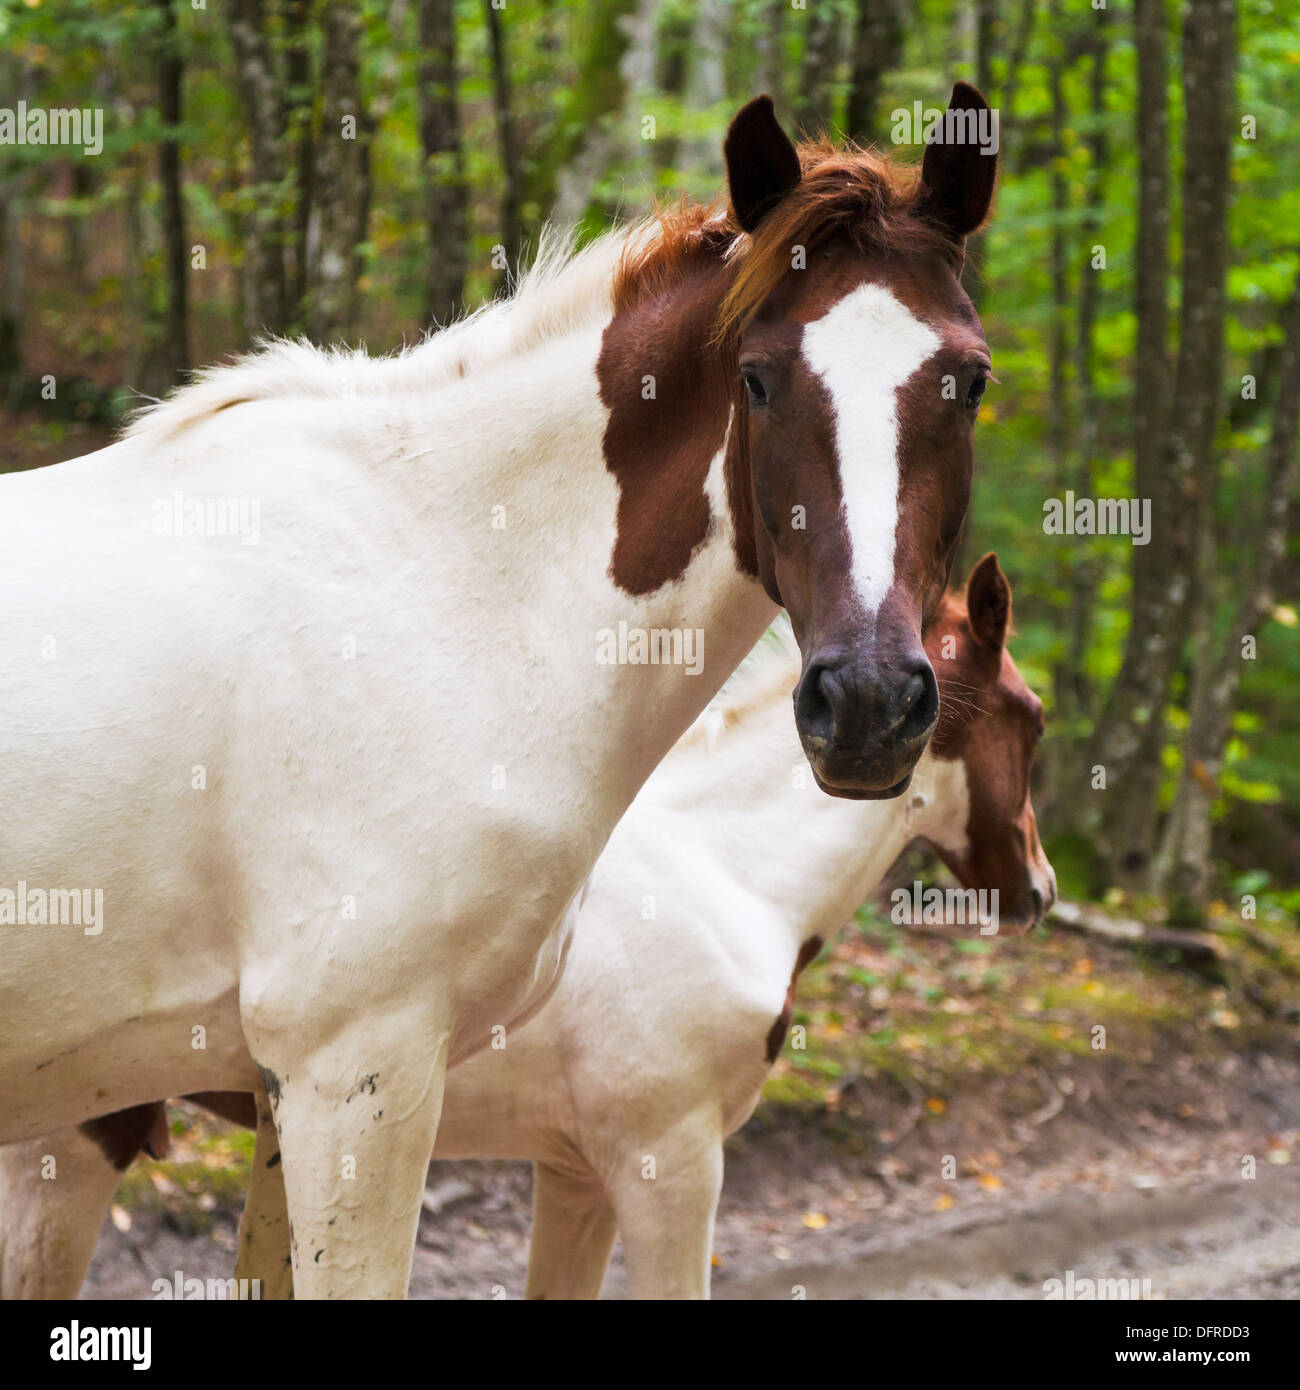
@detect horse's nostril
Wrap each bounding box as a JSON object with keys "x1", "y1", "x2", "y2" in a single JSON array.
[
  {"x1": 795, "y1": 660, "x2": 839, "y2": 744},
  {"x1": 897, "y1": 660, "x2": 938, "y2": 741},
  {"x1": 1032, "y1": 888, "x2": 1044, "y2": 920}
]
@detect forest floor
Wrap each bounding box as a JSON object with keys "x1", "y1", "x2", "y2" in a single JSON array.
[{"x1": 78, "y1": 906, "x2": 1300, "y2": 1300}]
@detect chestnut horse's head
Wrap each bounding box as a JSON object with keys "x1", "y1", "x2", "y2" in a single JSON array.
[
  {"x1": 721, "y1": 88, "x2": 997, "y2": 799},
  {"x1": 922, "y1": 554, "x2": 1056, "y2": 935}
]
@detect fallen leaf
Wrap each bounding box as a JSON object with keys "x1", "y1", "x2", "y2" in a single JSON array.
[
  {"x1": 110, "y1": 1204, "x2": 131, "y2": 1233},
  {"x1": 925, "y1": 1097, "x2": 946, "y2": 1115},
  {"x1": 934, "y1": 1192, "x2": 955, "y2": 1211},
  {"x1": 802, "y1": 1211, "x2": 829, "y2": 1230},
  {"x1": 978, "y1": 1173, "x2": 1004, "y2": 1192}
]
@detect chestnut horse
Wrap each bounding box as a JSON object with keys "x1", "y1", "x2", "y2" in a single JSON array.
[{"x1": 0, "y1": 90, "x2": 996, "y2": 1297}]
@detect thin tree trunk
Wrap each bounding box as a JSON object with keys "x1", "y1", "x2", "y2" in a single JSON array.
[
  {"x1": 548, "y1": 0, "x2": 656, "y2": 229},
  {"x1": 1061, "y1": 13, "x2": 1110, "y2": 733},
  {"x1": 227, "y1": 0, "x2": 289, "y2": 339},
  {"x1": 0, "y1": 185, "x2": 23, "y2": 405},
  {"x1": 1088, "y1": 0, "x2": 1176, "y2": 888},
  {"x1": 1101, "y1": 0, "x2": 1235, "y2": 891},
  {"x1": 964, "y1": 0, "x2": 997, "y2": 304},
  {"x1": 1154, "y1": 263, "x2": 1300, "y2": 918},
  {"x1": 683, "y1": 0, "x2": 731, "y2": 176},
  {"x1": 753, "y1": 0, "x2": 787, "y2": 106},
  {"x1": 155, "y1": 0, "x2": 188, "y2": 381},
  {"x1": 484, "y1": 0, "x2": 523, "y2": 283},
  {"x1": 792, "y1": 2, "x2": 844, "y2": 136},
  {"x1": 309, "y1": 4, "x2": 369, "y2": 342},
  {"x1": 418, "y1": 0, "x2": 467, "y2": 325},
  {"x1": 845, "y1": 0, "x2": 905, "y2": 145},
  {"x1": 284, "y1": 0, "x2": 315, "y2": 322}
]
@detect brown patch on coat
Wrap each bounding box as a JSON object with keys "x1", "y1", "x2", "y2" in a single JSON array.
[
  {"x1": 187, "y1": 1090, "x2": 259, "y2": 1130},
  {"x1": 765, "y1": 935, "x2": 824, "y2": 1065},
  {"x1": 598, "y1": 134, "x2": 981, "y2": 599},
  {"x1": 80, "y1": 1102, "x2": 168, "y2": 1171},
  {"x1": 596, "y1": 258, "x2": 735, "y2": 595}
]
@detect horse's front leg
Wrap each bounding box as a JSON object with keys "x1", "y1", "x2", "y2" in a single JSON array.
[
  {"x1": 242, "y1": 999, "x2": 450, "y2": 1300},
  {"x1": 605, "y1": 1120, "x2": 725, "y2": 1300},
  {"x1": 524, "y1": 1159, "x2": 618, "y2": 1300}
]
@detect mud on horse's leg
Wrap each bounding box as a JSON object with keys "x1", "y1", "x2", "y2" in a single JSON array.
[{"x1": 242, "y1": 1007, "x2": 450, "y2": 1300}]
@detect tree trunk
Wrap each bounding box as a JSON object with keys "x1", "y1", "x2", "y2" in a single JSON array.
[
  {"x1": 309, "y1": 4, "x2": 369, "y2": 342},
  {"x1": 484, "y1": 0, "x2": 523, "y2": 284},
  {"x1": 1154, "y1": 263, "x2": 1300, "y2": 919},
  {"x1": 284, "y1": 0, "x2": 316, "y2": 323},
  {"x1": 792, "y1": 2, "x2": 844, "y2": 137},
  {"x1": 1064, "y1": 11, "x2": 1110, "y2": 723},
  {"x1": 418, "y1": 0, "x2": 467, "y2": 325},
  {"x1": 546, "y1": 0, "x2": 656, "y2": 229},
  {"x1": 753, "y1": 0, "x2": 787, "y2": 106},
  {"x1": 845, "y1": 0, "x2": 905, "y2": 145},
  {"x1": 227, "y1": 0, "x2": 289, "y2": 339},
  {"x1": 1090, "y1": 0, "x2": 1236, "y2": 892},
  {"x1": 155, "y1": 0, "x2": 189, "y2": 382},
  {"x1": 681, "y1": 0, "x2": 731, "y2": 178}
]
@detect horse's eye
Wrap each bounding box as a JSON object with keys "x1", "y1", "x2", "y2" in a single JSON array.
[
  {"x1": 966, "y1": 372, "x2": 988, "y2": 412},
  {"x1": 743, "y1": 370, "x2": 769, "y2": 407}
]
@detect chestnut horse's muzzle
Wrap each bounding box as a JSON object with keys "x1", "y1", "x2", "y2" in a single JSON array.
[{"x1": 794, "y1": 646, "x2": 939, "y2": 799}]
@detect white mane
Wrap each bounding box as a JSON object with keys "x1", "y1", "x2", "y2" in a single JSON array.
[{"x1": 124, "y1": 222, "x2": 658, "y2": 449}]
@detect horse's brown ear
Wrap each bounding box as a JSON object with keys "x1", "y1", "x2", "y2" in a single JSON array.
[
  {"x1": 725, "y1": 95, "x2": 802, "y2": 234},
  {"x1": 917, "y1": 82, "x2": 998, "y2": 245},
  {"x1": 967, "y1": 551, "x2": 1010, "y2": 651}
]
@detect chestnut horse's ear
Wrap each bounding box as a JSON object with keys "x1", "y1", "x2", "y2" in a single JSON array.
[
  {"x1": 917, "y1": 82, "x2": 998, "y2": 245},
  {"x1": 725, "y1": 95, "x2": 802, "y2": 234},
  {"x1": 967, "y1": 552, "x2": 1010, "y2": 651}
]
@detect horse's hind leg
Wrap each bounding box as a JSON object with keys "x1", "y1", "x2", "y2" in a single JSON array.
[
  {"x1": 231, "y1": 1086, "x2": 293, "y2": 1299},
  {"x1": 0, "y1": 1116, "x2": 148, "y2": 1298},
  {"x1": 524, "y1": 1159, "x2": 617, "y2": 1300},
  {"x1": 243, "y1": 1008, "x2": 450, "y2": 1299}
]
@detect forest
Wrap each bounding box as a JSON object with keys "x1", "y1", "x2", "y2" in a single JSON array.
[
  {"x1": 2, "y1": 3, "x2": 1297, "y2": 965},
  {"x1": 3, "y1": 0, "x2": 1300, "y2": 1309}
]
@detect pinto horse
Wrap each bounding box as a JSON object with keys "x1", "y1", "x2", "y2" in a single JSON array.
[
  {"x1": 0, "y1": 90, "x2": 997, "y2": 1298},
  {"x1": 0, "y1": 556, "x2": 1053, "y2": 1299}
]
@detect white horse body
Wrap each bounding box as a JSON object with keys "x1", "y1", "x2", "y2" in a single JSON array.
[
  {"x1": 0, "y1": 84, "x2": 1003, "y2": 1293},
  {"x1": 0, "y1": 241, "x2": 778, "y2": 1291},
  {"x1": 423, "y1": 643, "x2": 970, "y2": 1297}
]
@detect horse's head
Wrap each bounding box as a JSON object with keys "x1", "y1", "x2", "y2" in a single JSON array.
[
  {"x1": 921, "y1": 554, "x2": 1056, "y2": 935},
  {"x1": 719, "y1": 88, "x2": 996, "y2": 799}
]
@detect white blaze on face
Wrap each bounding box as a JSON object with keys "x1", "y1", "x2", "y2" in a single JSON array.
[{"x1": 800, "y1": 282, "x2": 941, "y2": 616}]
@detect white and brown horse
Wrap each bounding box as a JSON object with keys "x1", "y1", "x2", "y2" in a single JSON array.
[
  {"x1": 0, "y1": 556, "x2": 1053, "y2": 1299},
  {"x1": 0, "y1": 90, "x2": 997, "y2": 1297}
]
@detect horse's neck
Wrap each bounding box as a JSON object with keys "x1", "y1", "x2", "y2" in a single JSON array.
[
  {"x1": 651, "y1": 693, "x2": 952, "y2": 965},
  {"x1": 369, "y1": 261, "x2": 776, "y2": 818}
]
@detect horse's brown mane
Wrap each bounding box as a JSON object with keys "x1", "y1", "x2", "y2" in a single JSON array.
[{"x1": 612, "y1": 139, "x2": 952, "y2": 339}]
